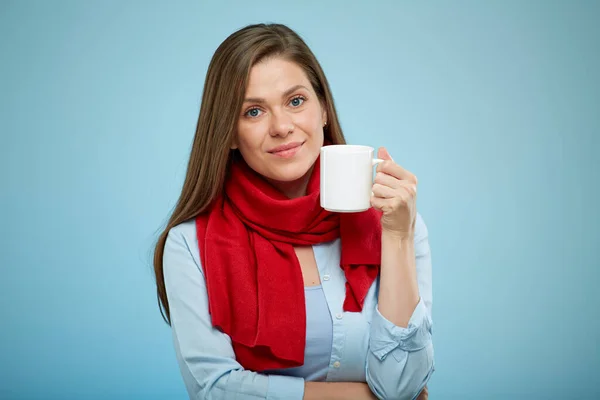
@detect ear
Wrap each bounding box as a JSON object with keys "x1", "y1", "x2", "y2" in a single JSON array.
[
  {"x1": 322, "y1": 108, "x2": 328, "y2": 127},
  {"x1": 230, "y1": 135, "x2": 238, "y2": 150}
]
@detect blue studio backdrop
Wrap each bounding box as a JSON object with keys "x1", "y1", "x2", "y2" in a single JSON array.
[{"x1": 1, "y1": 1, "x2": 598, "y2": 399}]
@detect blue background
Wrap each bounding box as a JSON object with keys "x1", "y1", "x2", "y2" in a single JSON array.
[{"x1": 1, "y1": 1, "x2": 598, "y2": 399}]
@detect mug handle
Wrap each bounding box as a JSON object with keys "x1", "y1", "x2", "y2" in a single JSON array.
[{"x1": 370, "y1": 158, "x2": 385, "y2": 198}]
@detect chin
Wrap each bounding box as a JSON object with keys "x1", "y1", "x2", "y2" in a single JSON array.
[
  {"x1": 269, "y1": 165, "x2": 311, "y2": 182},
  {"x1": 267, "y1": 156, "x2": 316, "y2": 183}
]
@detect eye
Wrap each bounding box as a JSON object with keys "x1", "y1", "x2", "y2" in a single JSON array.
[
  {"x1": 289, "y1": 96, "x2": 305, "y2": 107},
  {"x1": 244, "y1": 108, "x2": 263, "y2": 118}
]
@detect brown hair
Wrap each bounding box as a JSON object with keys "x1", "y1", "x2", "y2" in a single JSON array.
[{"x1": 153, "y1": 23, "x2": 347, "y2": 324}]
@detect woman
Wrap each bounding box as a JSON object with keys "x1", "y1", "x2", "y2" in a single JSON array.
[{"x1": 154, "y1": 23, "x2": 433, "y2": 400}]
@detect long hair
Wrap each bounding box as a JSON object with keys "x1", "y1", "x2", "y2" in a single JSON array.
[{"x1": 153, "y1": 23, "x2": 347, "y2": 324}]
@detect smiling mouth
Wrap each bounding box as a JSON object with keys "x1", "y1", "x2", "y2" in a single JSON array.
[{"x1": 269, "y1": 142, "x2": 304, "y2": 158}]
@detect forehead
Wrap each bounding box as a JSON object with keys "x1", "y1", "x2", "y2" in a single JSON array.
[{"x1": 245, "y1": 57, "x2": 311, "y2": 97}]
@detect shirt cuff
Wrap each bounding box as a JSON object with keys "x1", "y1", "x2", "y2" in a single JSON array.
[
  {"x1": 267, "y1": 375, "x2": 305, "y2": 400},
  {"x1": 370, "y1": 297, "x2": 433, "y2": 362}
]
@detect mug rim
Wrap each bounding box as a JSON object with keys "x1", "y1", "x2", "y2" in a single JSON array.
[{"x1": 320, "y1": 144, "x2": 374, "y2": 153}]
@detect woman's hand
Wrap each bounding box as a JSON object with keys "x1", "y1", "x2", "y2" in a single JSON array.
[
  {"x1": 371, "y1": 147, "x2": 418, "y2": 239},
  {"x1": 417, "y1": 385, "x2": 429, "y2": 399},
  {"x1": 303, "y1": 382, "x2": 377, "y2": 399}
]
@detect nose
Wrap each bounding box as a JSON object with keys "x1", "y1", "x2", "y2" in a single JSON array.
[{"x1": 269, "y1": 109, "x2": 294, "y2": 138}]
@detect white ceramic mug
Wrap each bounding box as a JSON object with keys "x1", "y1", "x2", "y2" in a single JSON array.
[{"x1": 320, "y1": 145, "x2": 383, "y2": 212}]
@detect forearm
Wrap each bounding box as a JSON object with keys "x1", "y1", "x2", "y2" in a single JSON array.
[
  {"x1": 377, "y1": 231, "x2": 420, "y2": 328},
  {"x1": 366, "y1": 213, "x2": 434, "y2": 399},
  {"x1": 303, "y1": 382, "x2": 375, "y2": 400}
]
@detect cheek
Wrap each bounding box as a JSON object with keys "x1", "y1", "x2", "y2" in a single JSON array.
[
  {"x1": 299, "y1": 108, "x2": 324, "y2": 133},
  {"x1": 237, "y1": 123, "x2": 264, "y2": 150}
]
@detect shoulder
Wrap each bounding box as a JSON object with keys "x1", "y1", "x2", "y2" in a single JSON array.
[
  {"x1": 413, "y1": 212, "x2": 431, "y2": 258},
  {"x1": 167, "y1": 218, "x2": 199, "y2": 245},
  {"x1": 164, "y1": 218, "x2": 203, "y2": 274},
  {"x1": 415, "y1": 212, "x2": 429, "y2": 242}
]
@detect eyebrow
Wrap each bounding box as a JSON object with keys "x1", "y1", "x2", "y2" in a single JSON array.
[{"x1": 243, "y1": 85, "x2": 309, "y2": 104}]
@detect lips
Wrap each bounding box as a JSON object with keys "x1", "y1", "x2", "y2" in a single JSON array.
[
  {"x1": 268, "y1": 141, "x2": 304, "y2": 154},
  {"x1": 268, "y1": 141, "x2": 304, "y2": 158}
]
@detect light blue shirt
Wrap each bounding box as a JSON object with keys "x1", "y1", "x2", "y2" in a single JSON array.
[
  {"x1": 263, "y1": 285, "x2": 334, "y2": 381},
  {"x1": 163, "y1": 213, "x2": 434, "y2": 400}
]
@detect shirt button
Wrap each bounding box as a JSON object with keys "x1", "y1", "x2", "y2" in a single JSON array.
[
  {"x1": 333, "y1": 361, "x2": 341, "y2": 368},
  {"x1": 335, "y1": 313, "x2": 343, "y2": 320},
  {"x1": 322, "y1": 275, "x2": 330, "y2": 281}
]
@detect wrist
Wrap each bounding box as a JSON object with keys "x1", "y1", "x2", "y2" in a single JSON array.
[{"x1": 382, "y1": 228, "x2": 414, "y2": 242}]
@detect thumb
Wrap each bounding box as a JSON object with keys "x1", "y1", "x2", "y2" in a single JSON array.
[{"x1": 378, "y1": 146, "x2": 394, "y2": 161}]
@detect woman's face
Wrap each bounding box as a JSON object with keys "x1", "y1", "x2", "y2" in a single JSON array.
[{"x1": 233, "y1": 57, "x2": 327, "y2": 189}]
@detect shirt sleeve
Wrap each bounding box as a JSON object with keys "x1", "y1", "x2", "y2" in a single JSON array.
[
  {"x1": 163, "y1": 221, "x2": 305, "y2": 400},
  {"x1": 366, "y1": 213, "x2": 435, "y2": 400}
]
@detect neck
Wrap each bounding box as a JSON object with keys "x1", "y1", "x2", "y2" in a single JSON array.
[{"x1": 267, "y1": 165, "x2": 315, "y2": 199}]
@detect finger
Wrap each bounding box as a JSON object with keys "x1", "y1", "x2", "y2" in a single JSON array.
[
  {"x1": 372, "y1": 183, "x2": 396, "y2": 199},
  {"x1": 370, "y1": 195, "x2": 393, "y2": 213},
  {"x1": 375, "y1": 175, "x2": 417, "y2": 198},
  {"x1": 377, "y1": 146, "x2": 394, "y2": 161},
  {"x1": 375, "y1": 171, "x2": 417, "y2": 194},
  {"x1": 374, "y1": 171, "x2": 402, "y2": 189},
  {"x1": 378, "y1": 160, "x2": 417, "y2": 183},
  {"x1": 397, "y1": 180, "x2": 417, "y2": 196}
]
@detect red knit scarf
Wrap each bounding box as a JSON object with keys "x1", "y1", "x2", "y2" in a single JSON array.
[{"x1": 195, "y1": 156, "x2": 381, "y2": 371}]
